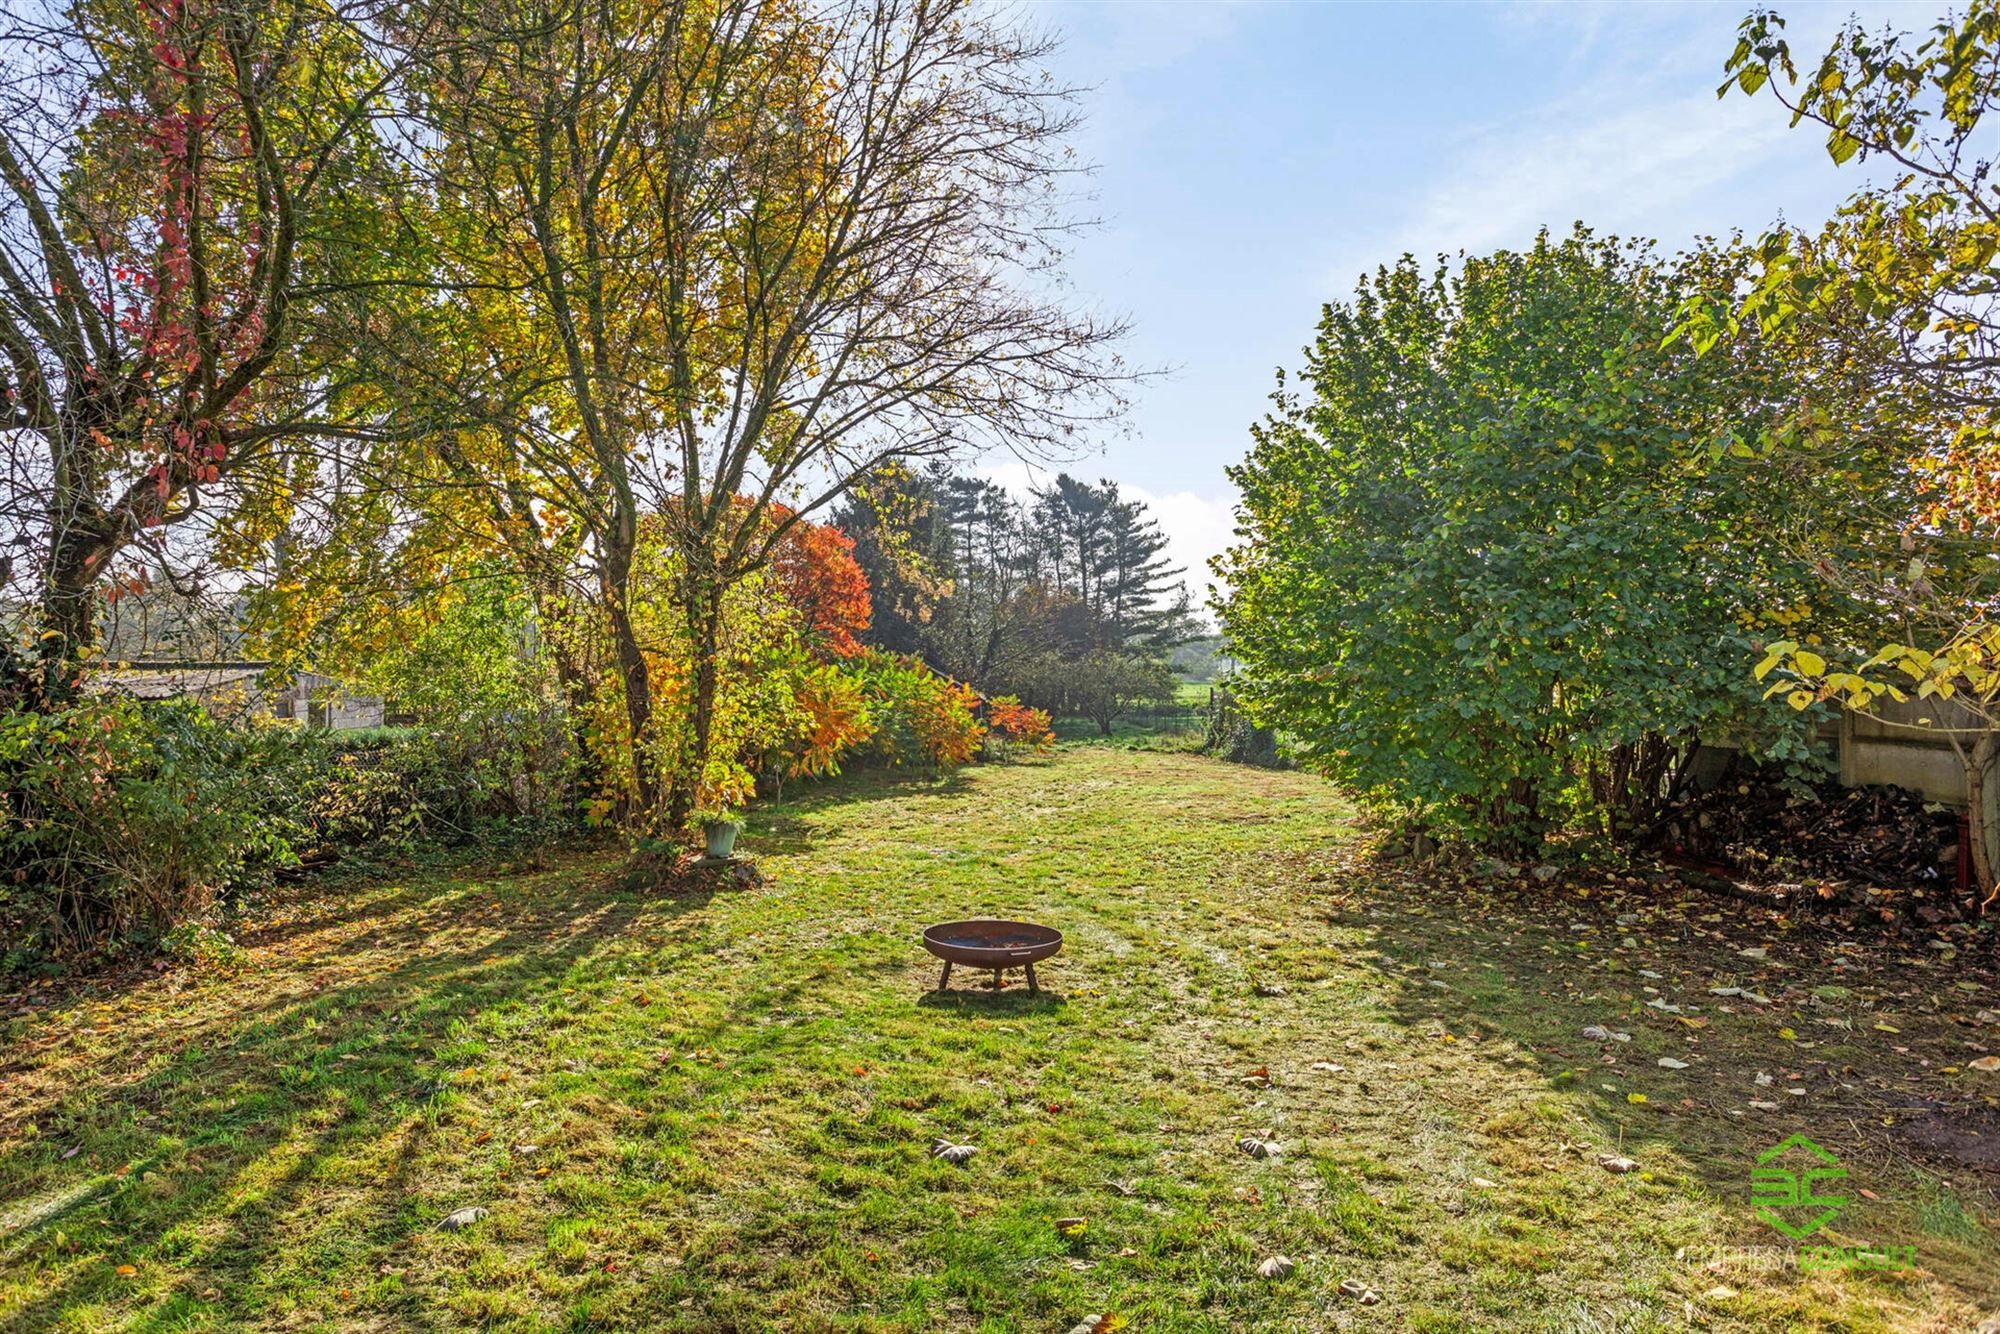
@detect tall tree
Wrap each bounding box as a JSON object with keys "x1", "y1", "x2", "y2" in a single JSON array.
[
  {"x1": 626, "y1": 0, "x2": 1129, "y2": 828},
  {"x1": 353, "y1": 0, "x2": 1128, "y2": 830},
  {"x1": 1026, "y1": 473, "x2": 1186, "y2": 652},
  {"x1": 1095, "y1": 484, "x2": 1187, "y2": 650},
  {"x1": 0, "y1": 0, "x2": 415, "y2": 695}
]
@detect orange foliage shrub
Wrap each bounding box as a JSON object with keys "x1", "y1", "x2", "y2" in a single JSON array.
[
  {"x1": 985, "y1": 694, "x2": 1054, "y2": 754},
  {"x1": 782, "y1": 664, "x2": 874, "y2": 777}
]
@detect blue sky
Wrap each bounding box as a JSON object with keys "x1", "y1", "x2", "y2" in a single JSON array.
[{"x1": 986, "y1": 0, "x2": 1929, "y2": 605}]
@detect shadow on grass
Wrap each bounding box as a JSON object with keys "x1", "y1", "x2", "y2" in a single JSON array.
[
  {"x1": 1321, "y1": 869, "x2": 2000, "y2": 1295},
  {"x1": 746, "y1": 765, "x2": 975, "y2": 858},
  {"x1": 0, "y1": 866, "x2": 710, "y2": 1331},
  {"x1": 914, "y1": 988, "x2": 1070, "y2": 1017},
  {"x1": 0, "y1": 751, "x2": 1027, "y2": 1329}
]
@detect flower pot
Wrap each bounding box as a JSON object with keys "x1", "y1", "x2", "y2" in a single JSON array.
[{"x1": 703, "y1": 820, "x2": 744, "y2": 860}]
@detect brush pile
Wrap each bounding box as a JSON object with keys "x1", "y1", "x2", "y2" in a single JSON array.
[{"x1": 1660, "y1": 769, "x2": 1970, "y2": 924}]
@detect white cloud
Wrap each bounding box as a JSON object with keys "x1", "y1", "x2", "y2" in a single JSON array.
[
  {"x1": 1320, "y1": 4, "x2": 1910, "y2": 291},
  {"x1": 1123, "y1": 482, "x2": 1238, "y2": 609}
]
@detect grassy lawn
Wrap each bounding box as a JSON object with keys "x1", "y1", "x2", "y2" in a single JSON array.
[{"x1": 2, "y1": 748, "x2": 1997, "y2": 1330}]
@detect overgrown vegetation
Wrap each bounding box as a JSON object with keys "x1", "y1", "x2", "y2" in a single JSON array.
[
  {"x1": 0, "y1": 526, "x2": 1050, "y2": 959},
  {"x1": 1219, "y1": 229, "x2": 1869, "y2": 852}
]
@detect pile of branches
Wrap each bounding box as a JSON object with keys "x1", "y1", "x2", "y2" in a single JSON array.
[{"x1": 1658, "y1": 765, "x2": 1972, "y2": 926}]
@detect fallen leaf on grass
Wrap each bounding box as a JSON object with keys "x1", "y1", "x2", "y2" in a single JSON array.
[
  {"x1": 1597, "y1": 1154, "x2": 1640, "y2": 1174},
  {"x1": 1237, "y1": 1135, "x2": 1281, "y2": 1160},
  {"x1": 930, "y1": 1139, "x2": 977, "y2": 1166},
  {"x1": 1657, "y1": 1058, "x2": 1690, "y2": 1070},
  {"x1": 1337, "y1": 1277, "x2": 1382, "y2": 1305},
  {"x1": 115, "y1": 1264, "x2": 137, "y2": 1278},
  {"x1": 1065, "y1": 1315, "x2": 1125, "y2": 1334},
  {"x1": 1258, "y1": 1255, "x2": 1296, "y2": 1280},
  {"x1": 1968, "y1": 1056, "x2": 2000, "y2": 1073},
  {"x1": 1054, "y1": 1217, "x2": 1087, "y2": 1238}
]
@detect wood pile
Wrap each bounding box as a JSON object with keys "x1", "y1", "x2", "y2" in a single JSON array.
[{"x1": 1660, "y1": 768, "x2": 1970, "y2": 924}]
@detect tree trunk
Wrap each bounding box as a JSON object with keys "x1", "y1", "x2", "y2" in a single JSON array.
[
  {"x1": 37, "y1": 523, "x2": 105, "y2": 699},
  {"x1": 604, "y1": 597, "x2": 659, "y2": 812},
  {"x1": 667, "y1": 584, "x2": 725, "y2": 835},
  {"x1": 599, "y1": 526, "x2": 659, "y2": 816},
  {"x1": 1965, "y1": 730, "x2": 1999, "y2": 913},
  {"x1": 531, "y1": 586, "x2": 600, "y2": 815}
]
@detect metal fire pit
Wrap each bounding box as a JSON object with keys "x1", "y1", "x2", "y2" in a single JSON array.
[{"x1": 922, "y1": 919, "x2": 1062, "y2": 993}]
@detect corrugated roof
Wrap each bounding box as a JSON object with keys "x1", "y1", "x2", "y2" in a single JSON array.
[{"x1": 92, "y1": 666, "x2": 266, "y2": 700}]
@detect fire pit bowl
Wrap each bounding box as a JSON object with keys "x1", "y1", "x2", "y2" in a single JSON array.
[{"x1": 922, "y1": 919, "x2": 1062, "y2": 993}]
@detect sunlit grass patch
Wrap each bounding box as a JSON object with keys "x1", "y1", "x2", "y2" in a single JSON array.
[{"x1": 0, "y1": 750, "x2": 1994, "y2": 1330}]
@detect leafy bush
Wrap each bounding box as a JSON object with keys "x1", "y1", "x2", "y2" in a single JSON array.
[
  {"x1": 849, "y1": 651, "x2": 986, "y2": 768},
  {"x1": 771, "y1": 661, "x2": 875, "y2": 780},
  {"x1": 0, "y1": 697, "x2": 303, "y2": 956},
  {"x1": 285, "y1": 722, "x2": 576, "y2": 855},
  {"x1": 160, "y1": 921, "x2": 250, "y2": 973},
  {"x1": 1218, "y1": 229, "x2": 1831, "y2": 852},
  {"x1": 985, "y1": 695, "x2": 1054, "y2": 756},
  {"x1": 1201, "y1": 689, "x2": 1285, "y2": 769}
]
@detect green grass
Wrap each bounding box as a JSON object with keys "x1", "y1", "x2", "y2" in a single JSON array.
[{"x1": 1, "y1": 749, "x2": 1995, "y2": 1330}]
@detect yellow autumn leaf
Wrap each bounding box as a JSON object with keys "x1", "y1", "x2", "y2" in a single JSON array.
[{"x1": 1779, "y1": 1027, "x2": 1798, "y2": 1040}]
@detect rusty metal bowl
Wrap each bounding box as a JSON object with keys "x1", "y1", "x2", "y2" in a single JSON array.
[{"x1": 922, "y1": 919, "x2": 1061, "y2": 992}]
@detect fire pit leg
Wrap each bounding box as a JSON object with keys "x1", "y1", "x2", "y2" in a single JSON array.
[
  {"x1": 937, "y1": 961, "x2": 953, "y2": 991},
  {"x1": 1025, "y1": 962, "x2": 1039, "y2": 993}
]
